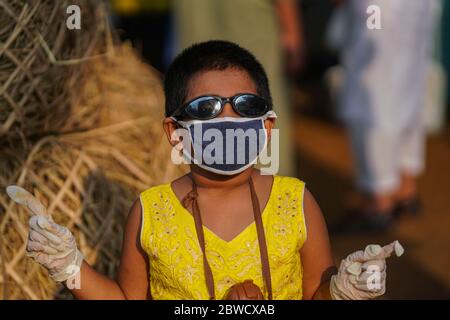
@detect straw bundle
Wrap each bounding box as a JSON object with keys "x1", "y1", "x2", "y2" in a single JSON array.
[
  {"x1": 0, "y1": 0, "x2": 112, "y2": 145},
  {"x1": 0, "y1": 1, "x2": 186, "y2": 299},
  {"x1": 0, "y1": 0, "x2": 112, "y2": 188}
]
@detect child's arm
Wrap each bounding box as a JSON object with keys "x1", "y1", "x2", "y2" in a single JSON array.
[
  {"x1": 23, "y1": 195, "x2": 149, "y2": 299},
  {"x1": 70, "y1": 199, "x2": 149, "y2": 299},
  {"x1": 300, "y1": 188, "x2": 336, "y2": 300}
]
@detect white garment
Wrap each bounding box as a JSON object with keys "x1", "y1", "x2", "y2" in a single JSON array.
[{"x1": 340, "y1": 0, "x2": 435, "y2": 192}]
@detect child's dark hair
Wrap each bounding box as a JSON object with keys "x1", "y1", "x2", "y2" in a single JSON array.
[{"x1": 164, "y1": 40, "x2": 272, "y2": 117}]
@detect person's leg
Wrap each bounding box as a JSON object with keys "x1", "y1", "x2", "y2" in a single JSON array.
[
  {"x1": 397, "y1": 173, "x2": 419, "y2": 201},
  {"x1": 388, "y1": 112, "x2": 427, "y2": 217},
  {"x1": 397, "y1": 123, "x2": 425, "y2": 199},
  {"x1": 329, "y1": 120, "x2": 404, "y2": 233},
  {"x1": 347, "y1": 122, "x2": 401, "y2": 214}
]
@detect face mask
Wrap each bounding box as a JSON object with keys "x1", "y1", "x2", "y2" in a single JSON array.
[{"x1": 172, "y1": 111, "x2": 277, "y2": 175}]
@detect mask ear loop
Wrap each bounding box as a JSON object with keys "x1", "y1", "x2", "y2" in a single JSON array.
[
  {"x1": 169, "y1": 117, "x2": 202, "y2": 166},
  {"x1": 169, "y1": 116, "x2": 181, "y2": 125},
  {"x1": 255, "y1": 111, "x2": 276, "y2": 172},
  {"x1": 261, "y1": 110, "x2": 277, "y2": 141},
  {"x1": 263, "y1": 110, "x2": 277, "y2": 120},
  {"x1": 169, "y1": 116, "x2": 190, "y2": 163}
]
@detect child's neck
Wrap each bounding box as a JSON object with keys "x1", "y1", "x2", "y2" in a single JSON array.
[{"x1": 189, "y1": 166, "x2": 256, "y2": 192}]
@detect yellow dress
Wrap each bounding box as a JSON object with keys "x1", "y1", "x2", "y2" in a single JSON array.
[{"x1": 140, "y1": 175, "x2": 307, "y2": 300}]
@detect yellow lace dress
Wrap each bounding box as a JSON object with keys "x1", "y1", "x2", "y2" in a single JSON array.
[{"x1": 139, "y1": 175, "x2": 307, "y2": 300}]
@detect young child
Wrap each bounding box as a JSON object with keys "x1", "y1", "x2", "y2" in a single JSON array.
[{"x1": 13, "y1": 40, "x2": 402, "y2": 300}]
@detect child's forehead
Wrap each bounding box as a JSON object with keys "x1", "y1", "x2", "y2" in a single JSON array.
[{"x1": 185, "y1": 68, "x2": 258, "y2": 101}]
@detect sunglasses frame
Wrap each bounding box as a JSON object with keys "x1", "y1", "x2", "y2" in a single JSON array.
[{"x1": 171, "y1": 93, "x2": 272, "y2": 120}]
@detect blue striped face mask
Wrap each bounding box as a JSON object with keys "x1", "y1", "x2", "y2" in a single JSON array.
[{"x1": 172, "y1": 111, "x2": 277, "y2": 175}]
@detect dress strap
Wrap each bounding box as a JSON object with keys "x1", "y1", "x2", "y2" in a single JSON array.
[
  {"x1": 181, "y1": 183, "x2": 216, "y2": 300},
  {"x1": 249, "y1": 177, "x2": 273, "y2": 300}
]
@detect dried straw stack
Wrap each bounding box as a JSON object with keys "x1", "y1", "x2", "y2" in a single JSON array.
[{"x1": 0, "y1": 1, "x2": 186, "y2": 299}]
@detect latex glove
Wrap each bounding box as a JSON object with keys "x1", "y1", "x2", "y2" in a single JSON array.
[
  {"x1": 6, "y1": 186, "x2": 83, "y2": 282},
  {"x1": 330, "y1": 241, "x2": 404, "y2": 300}
]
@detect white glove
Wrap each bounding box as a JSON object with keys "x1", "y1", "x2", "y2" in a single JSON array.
[
  {"x1": 6, "y1": 186, "x2": 84, "y2": 283},
  {"x1": 330, "y1": 241, "x2": 404, "y2": 300}
]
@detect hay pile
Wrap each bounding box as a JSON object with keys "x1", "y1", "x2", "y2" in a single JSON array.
[{"x1": 0, "y1": 0, "x2": 186, "y2": 299}]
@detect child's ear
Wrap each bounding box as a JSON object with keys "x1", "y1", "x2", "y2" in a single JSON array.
[
  {"x1": 163, "y1": 118, "x2": 182, "y2": 147},
  {"x1": 264, "y1": 117, "x2": 276, "y2": 140}
]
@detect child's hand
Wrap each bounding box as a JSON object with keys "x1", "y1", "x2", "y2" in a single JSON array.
[
  {"x1": 27, "y1": 215, "x2": 83, "y2": 282},
  {"x1": 330, "y1": 241, "x2": 404, "y2": 300},
  {"x1": 6, "y1": 186, "x2": 84, "y2": 282}
]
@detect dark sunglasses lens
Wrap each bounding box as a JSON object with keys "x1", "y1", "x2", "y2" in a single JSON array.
[
  {"x1": 234, "y1": 95, "x2": 268, "y2": 117},
  {"x1": 186, "y1": 97, "x2": 222, "y2": 119}
]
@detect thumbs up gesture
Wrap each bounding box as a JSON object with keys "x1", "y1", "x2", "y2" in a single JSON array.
[
  {"x1": 330, "y1": 241, "x2": 404, "y2": 300},
  {"x1": 6, "y1": 186, "x2": 83, "y2": 283}
]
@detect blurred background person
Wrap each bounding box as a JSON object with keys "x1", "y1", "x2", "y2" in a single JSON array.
[
  {"x1": 333, "y1": 0, "x2": 438, "y2": 232},
  {"x1": 171, "y1": 0, "x2": 305, "y2": 177},
  {"x1": 109, "y1": 0, "x2": 172, "y2": 72},
  {"x1": 443, "y1": 0, "x2": 450, "y2": 106}
]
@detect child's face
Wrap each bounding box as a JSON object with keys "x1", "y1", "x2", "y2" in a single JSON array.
[{"x1": 164, "y1": 68, "x2": 275, "y2": 145}]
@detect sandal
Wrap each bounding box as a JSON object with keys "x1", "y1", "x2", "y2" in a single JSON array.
[
  {"x1": 393, "y1": 196, "x2": 423, "y2": 218},
  {"x1": 330, "y1": 208, "x2": 395, "y2": 234}
]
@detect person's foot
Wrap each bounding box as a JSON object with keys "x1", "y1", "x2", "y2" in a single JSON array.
[
  {"x1": 394, "y1": 196, "x2": 423, "y2": 218},
  {"x1": 393, "y1": 173, "x2": 422, "y2": 218}
]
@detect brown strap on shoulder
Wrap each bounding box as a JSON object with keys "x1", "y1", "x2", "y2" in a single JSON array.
[
  {"x1": 249, "y1": 177, "x2": 273, "y2": 300},
  {"x1": 182, "y1": 184, "x2": 216, "y2": 300},
  {"x1": 181, "y1": 176, "x2": 273, "y2": 300}
]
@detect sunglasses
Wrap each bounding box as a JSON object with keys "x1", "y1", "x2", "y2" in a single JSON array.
[{"x1": 171, "y1": 93, "x2": 272, "y2": 120}]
